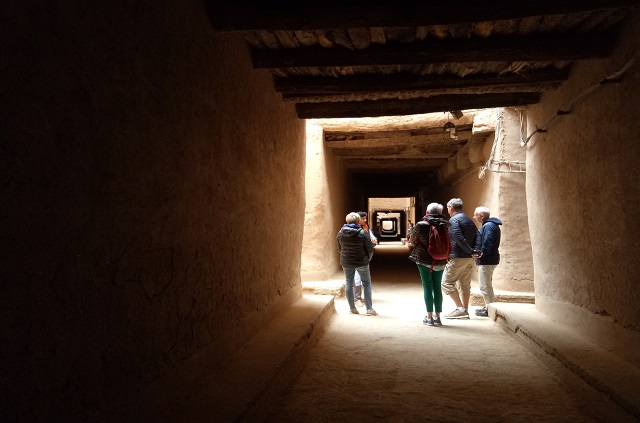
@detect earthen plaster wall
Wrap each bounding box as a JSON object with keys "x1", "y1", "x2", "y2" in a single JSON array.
[
  {"x1": 525, "y1": 11, "x2": 640, "y2": 340},
  {"x1": 489, "y1": 109, "x2": 534, "y2": 292},
  {"x1": 0, "y1": 0, "x2": 305, "y2": 420},
  {"x1": 301, "y1": 122, "x2": 360, "y2": 281},
  {"x1": 435, "y1": 110, "x2": 534, "y2": 292}
]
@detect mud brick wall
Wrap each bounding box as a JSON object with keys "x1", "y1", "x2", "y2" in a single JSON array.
[
  {"x1": 526, "y1": 12, "x2": 640, "y2": 332},
  {"x1": 0, "y1": 0, "x2": 305, "y2": 420}
]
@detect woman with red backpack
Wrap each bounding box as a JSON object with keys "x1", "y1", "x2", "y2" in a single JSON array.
[{"x1": 408, "y1": 203, "x2": 451, "y2": 326}]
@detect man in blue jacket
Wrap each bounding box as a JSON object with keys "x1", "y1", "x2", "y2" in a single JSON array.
[
  {"x1": 442, "y1": 198, "x2": 479, "y2": 319},
  {"x1": 473, "y1": 206, "x2": 502, "y2": 317}
]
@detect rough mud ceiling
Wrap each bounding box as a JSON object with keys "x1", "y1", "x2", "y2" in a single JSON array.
[
  {"x1": 317, "y1": 111, "x2": 495, "y2": 197},
  {"x1": 207, "y1": 1, "x2": 637, "y2": 119},
  {"x1": 206, "y1": 1, "x2": 638, "y2": 195}
]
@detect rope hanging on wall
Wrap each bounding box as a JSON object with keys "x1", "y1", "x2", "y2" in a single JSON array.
[
  {"x1": 479, "y1": 109, "x2": 526, "y2": 178},
  {"x1": 522, "y1": 51, "x2": 640, "y2": 147},
  {"x1": 480, "y1": 52, "x2": 639, "y2": 179}
]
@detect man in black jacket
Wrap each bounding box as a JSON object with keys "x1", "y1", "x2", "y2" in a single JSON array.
[
  {"x1": 442, "y1": 198, "x2": 479, "y2": 319},
  {"x1": 353, "y1": 211, "x2": 377, "y2": 307},
  {"x1": 337, "y1": 212, "x2": 377, "y2": 316},
  {"x1": 473, "y1": 206, "x2": 502, "y2": 317}
]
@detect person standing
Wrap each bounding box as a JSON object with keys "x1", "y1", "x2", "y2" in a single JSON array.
[
  {"x1": 473, "y1": 206, "x2": 502, "y2": 317},
  {"x1": 408, "y1": 203, "x2": 450, "y2": 326},
  {"x1": 353, "y1": 211, "x2": 377, "y2": 307},
  {"x1": 373, "y1": 223, "x2": 382, "y2": 243},
  {"x1": 337, "y1": 212, "x2": 377, "y2": 316},
  {"x1": 405, "y1": 220, "x2": 415, "y2": 245},
  {"x1": 441, "y1": 198, "x2": 479, "y2": 319}
]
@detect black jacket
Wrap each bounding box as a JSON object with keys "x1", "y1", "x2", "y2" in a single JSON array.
[
  {"x1": 337, "y1": 224, "x2": 374, "y2": 267},
  {"x1": 448, "y1": 212, "x2": 478, "y2": 258},
  {"x1": 475, "y1": 217, "x2": 502, "y2": 265},
  {"x1": 408, "y1": 214, "x2": 450, "y2": 266}
]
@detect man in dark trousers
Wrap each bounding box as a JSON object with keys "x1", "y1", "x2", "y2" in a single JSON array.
[
  {"x1": 441, "y1": 198, "x2": 479, "y2": 319},
  {"x1": 473, "y1": 206, "x2": 502, "y2": 317}
]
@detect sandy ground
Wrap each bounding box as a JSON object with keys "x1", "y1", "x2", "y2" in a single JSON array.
[{"x1": 265, "y1": 244, "x2": 632, "y2": 422}]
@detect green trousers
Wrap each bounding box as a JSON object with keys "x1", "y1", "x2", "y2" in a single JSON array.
[{"x1": 417, "y1": 263, "x2": 444, "y2": 313}]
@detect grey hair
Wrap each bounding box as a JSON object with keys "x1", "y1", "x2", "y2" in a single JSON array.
[
  {"x1": 345, "y1": 212, "x2": 361, "y2": 224},
  {"x1": 447, "y1": 198, "x2": 463, "y2": 211},
  {"x1": 475, "y1": 206, "x2": 490, "y2": 218},
  {"x1": 426, "y1": 202, "x2": 444, "y2": 214}
]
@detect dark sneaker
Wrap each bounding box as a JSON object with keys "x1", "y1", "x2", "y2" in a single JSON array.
[
  {"x1": 475, "y1": 307, "x2": 489, "y2": 317},
  {"x1": 366, "y1": 309, "x2": 378, "y2": 316},
  {"x1": 350, "y1": 307, "x2": 359, "y2": 314},
  {"x1": 444, "y1": 309, "x2": 470, "y2": 319},
  {"x1": 433, "y1": 317, "x2": 443, "y2": 327},
  {"x1": 423, "y1": 316, "x2": 434, "y2": 326}
]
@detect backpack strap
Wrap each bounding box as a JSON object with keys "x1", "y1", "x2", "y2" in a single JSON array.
[
  {"x1": 416, "y1": 238, "x2": 428, "y2": 249},
  {"x1": 415, "y1": 237, "x2": 438, "y2": 272}
]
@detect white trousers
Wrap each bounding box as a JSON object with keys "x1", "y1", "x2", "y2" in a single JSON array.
[{"x1": 478, "y1": 265, "x2": 497, "y2": 306}]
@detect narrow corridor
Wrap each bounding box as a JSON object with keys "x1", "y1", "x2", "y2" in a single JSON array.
[{"x1": 266, "y1": 245, "x2": 633, "y2": 422}]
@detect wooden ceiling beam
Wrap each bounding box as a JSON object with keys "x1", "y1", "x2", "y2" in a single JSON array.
[
  {"x1": 207, "y1": 0, "x2": 638, "y2": 31},
  {"x1": 336, "y1": 152, "x2": 458, "y2": 160},
  {"x1": 325, "y1": 132, "x2": 472, "y2": 149},
  {"x1": 274, "y1": 69, "x2": 569, "y2": 94},
  {"x1": 341, "y1": 158, "x2": 448, "y2": 171},
  {"x1": 296, "y1": 93, "x2": 541, "y2": 119},
  {"x1": 253, "y1": 31, "x2": 614, "y2": 68},
  {"x1": 314, "y1": 114, "x2": 477, "y2": 132},
  {"x1": 283, "y1": 86, "x2": 554, "y2": 103}
]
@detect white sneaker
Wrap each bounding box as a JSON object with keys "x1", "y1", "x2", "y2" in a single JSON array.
[{"x1": 444, "y1": 309, "x2": 469, "y2": 319}]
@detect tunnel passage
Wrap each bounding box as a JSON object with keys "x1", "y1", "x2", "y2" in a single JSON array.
[
  {"x1": 375, "y1": 211, "x2": 404, "y2": 243},
  {"x1": 301, "y1": 109, "x2": 535, "y2": 296},
  {"x1": 3, "y1": 2, "x2": 639, "y2": 421}
]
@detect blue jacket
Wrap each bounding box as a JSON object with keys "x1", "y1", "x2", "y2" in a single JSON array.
[
  {"x1": 475, "y1": 217, "x2": 502, "y2": 265},
  {"x1": 448, "y1": 212, "x2": 478, "y2": 258},
  {"x1": 337, "y1": 224, "x2": 374, "y2": 267}
]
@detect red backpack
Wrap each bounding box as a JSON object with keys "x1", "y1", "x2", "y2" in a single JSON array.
[{"x1": 418, "y1": 224, "x2": 451, "y2": 270}]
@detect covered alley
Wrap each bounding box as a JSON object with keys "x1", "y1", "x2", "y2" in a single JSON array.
[{"x1": 2, "y1": 2, "x2": 640, "y2": 422}]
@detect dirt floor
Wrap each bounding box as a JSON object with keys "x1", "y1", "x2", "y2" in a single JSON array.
[{"x1": 265, "y1": 244, "x2": 634, "y2": 423}]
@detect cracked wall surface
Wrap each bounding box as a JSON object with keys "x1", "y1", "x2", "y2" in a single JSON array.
[
  {"x1": 0, "y1": 0, "x2": 305, "y2": 420},
  {"x1": 526, "y1": 11, "x2": 640, "y2": 334}
]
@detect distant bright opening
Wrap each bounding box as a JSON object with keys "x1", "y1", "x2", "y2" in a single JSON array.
[{"x1": 368, "y1": 197, "x2": 415, "y2": 243}]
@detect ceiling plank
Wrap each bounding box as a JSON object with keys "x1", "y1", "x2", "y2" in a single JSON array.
[
  {"x1": 341, "y1": 158, "x2": 448, "y2": 170},
  {"x1": 274, "y1": 69, "x2": 569, "y2": 94},
  {"x1": 296, "y1": 93, "x2": 541, "y2": 119},
  {"x1": 336, "y1": 152, "x2": 459, "y2": 160},
  {"x1": 252, "y1": 31, "x2": 614, "y2": 68},
  {"x1": 326, "y1": 124, "x2": 474, "y2": 137},
  {"x1": 325, "y1": 132, "x2": 473, "y2": 148},
  {"x1": 206, "y1": 0, "x2": 638, "y2": 31},
  {"x1": 282, "y1": 85, "x2": 555, "y2": 103},
  {"x1": 313, "y1": 114, "x2": 478, "y2": 132}
]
